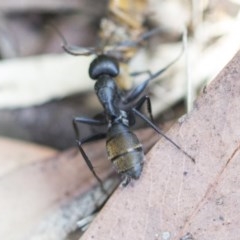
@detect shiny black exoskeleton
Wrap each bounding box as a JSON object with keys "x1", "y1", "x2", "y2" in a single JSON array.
[
  {"x1": 90, "y1": 55, "x2": 122, "y2": 118},
  {"x1": 73, "y1": 54, "x2": 148, "y2": 185},
  {"x1": 50, "y1": 24, "x2": 195, "y2": 186},
  {"x1": 72, "y1": 54, "x2": 195, "y2": 186},
  {"x1": 106, "y1": 122, "x2": 144, "y2": 185}
]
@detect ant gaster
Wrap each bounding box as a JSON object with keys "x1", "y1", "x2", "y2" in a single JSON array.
[{"x1": 54, "y1": 27, "x2": 195, "y2": 186}]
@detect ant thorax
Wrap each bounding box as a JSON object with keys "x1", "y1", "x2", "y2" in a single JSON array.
[{"x1": 108, "y1": 110, "x2": 129, "y2": 128}]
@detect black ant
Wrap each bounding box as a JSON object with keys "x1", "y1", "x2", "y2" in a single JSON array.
[{"x1": 53, "y1": 27, "x2": 195, "y2": 187}]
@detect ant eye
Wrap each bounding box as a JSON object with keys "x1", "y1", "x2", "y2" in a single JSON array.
[{"x1": 89, "y1": 55, "x2": 119, "y2": 79}]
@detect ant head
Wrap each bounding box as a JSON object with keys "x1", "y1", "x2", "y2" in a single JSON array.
[{"x1": 89, "y1": 55, "x2": 119, "y2": 80}]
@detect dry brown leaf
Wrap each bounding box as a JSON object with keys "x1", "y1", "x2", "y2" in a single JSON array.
[
  {"x1": 0, "y1": 137, "x2": 113, "y2": 240},
  {"x1": 0, "y1": 137, "x2": 57, "y2": 176},
  {"x1": 80, "y1": 50, "x2": 240, "y2": 240},
  {"x1": 0, "y1": 126, "x2": 159, "y2": 240}
]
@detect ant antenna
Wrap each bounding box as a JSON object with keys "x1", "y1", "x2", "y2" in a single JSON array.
[
  {"x1": 47, "y1": 23, "x2": 97, "y2": 56},
  {"x1": 115, "y1": 27, "x2": 165, "y2": 49},
  {"x1": 103, "y1": 27, "x2": 165, "y2": 58}
]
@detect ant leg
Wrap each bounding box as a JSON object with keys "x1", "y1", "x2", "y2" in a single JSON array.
[
  {"x1": 121, "y1": 78, "x2": 150, "y2": 104},
  {"x1": 121, "y1": 38, "x2": 184, "y2": 104},
  {"x1": 76, "y1": 133, "x2": 107, "y2": 190},
  {"x1": 134, "y1": 95, "x2": 154, "y2": 122},
  {"x1": 73, "y1": 117, "x2": 108, "y2": 190},
  {"x1": 130, "y1": 70, "x2": 153, "y2": 78},
  {"x1": 121, "y1": 175, "x2": 131, "y2": 187},
  {"x1": 73, "y1": 116, "x2": 106, "y2": 141},
  {"x1": 132, "y1": 104, "x2": 195, "y2": 163}
]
